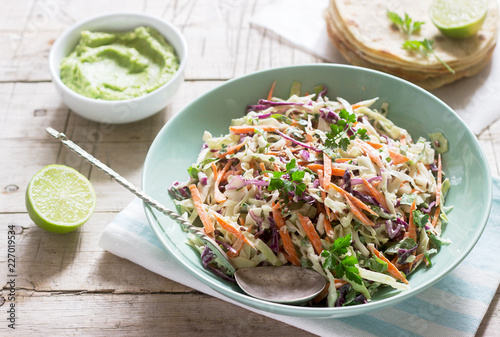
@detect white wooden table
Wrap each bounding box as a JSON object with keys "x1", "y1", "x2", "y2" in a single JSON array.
[{"x1": 0, "y1": 1, "x2": 498, "y2": 335}]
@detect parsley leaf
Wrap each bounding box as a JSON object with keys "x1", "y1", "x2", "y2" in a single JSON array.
[
  {"x1": 403, "y1": 39, "x2": 455, "y2": 74},
  {"x1": 325, "y1": 109, "x2": 369, "y2": 152},
  {"x1": 412, "y1": 209, "x2": 430, "y2": 228},
  {"x1": 187, "y1": 166, "x2": 201, "y2": 179},
  {"x1": 321, "y1": 234, "x2": 362, "y2": 285},
  {"x1": 268, "y1": 159, "x2": 307, "y2": 204},
  {"x1": 386, "y1": 10, "x2": 425, "y2": 37}
]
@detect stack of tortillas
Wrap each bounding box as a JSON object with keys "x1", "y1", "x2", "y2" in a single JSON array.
[{"x1": 325, "y1": 0, "x2": 499, "y2": 90}]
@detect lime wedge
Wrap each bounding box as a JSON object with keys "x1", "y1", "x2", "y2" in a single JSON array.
[
  {"x1": 430, "y1": 0, "x2": 488, "y2": 39},
  {"x1": 26, "y1": 165, "x2": 96, "y2": 233}
]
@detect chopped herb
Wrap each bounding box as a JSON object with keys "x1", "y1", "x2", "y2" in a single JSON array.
[
  {"x1": 412, "y1": 209, "x2": 430, "y2": 228},
  {"x1": 325, "y1": 109, "x2": 369, "y2": 152},
  {"x1": 403, "y1": 39, "x2": 455, "y2": 74},
  {"x1": 386, "y1": 10, "x2": 425, "y2": 37},
  {"x1": 267, "y1": 159, "x2": 307, "y2": 204},
  {"x1": 321, "y1": 234, "x2": 362, "y2": 285},
  {"x1": 187, "y1": 166, "x2": 201, "y2": 179}
]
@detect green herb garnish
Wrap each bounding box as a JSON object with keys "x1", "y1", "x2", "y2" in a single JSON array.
[
  {"x1": 412, "y1": 209, "x2": 430, "y2": 228},
  {"x1": 267, "y1": 158, "x2": 307, "y2": 204},
  {"x1": 325, "y1": 109, "x2": 369, "y2": 152},
  {"x1": 321, "y1": 233, "x2": 362, "y2": 285},
  {"x1": 187, "y1": 166, "x2": 201, "y2": 179},
  {"x1": 403, "y1": 39, "x2": 455, "y2": 74},
  {"x1": 386, "y1": 10, "x2": 425, "y2": 37}
]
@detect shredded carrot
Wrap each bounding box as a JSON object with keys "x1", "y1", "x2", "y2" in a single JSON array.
[
  {"x1": 188, "y1": 184, "x2": 215, "y2": 235},
  {"x1": 372, "y1": 247, "x2": 409, "y2": 284},
  {"x1": 388, "y1": 149, "x2": 410, "y2": 165},
  {"x1": 306, "y1": 163, "x2": 323, "y2": 172},
  {"x1": 211, "y1": 211, "x2": 254, "y2": 248},
  {"x1": 344, "y1": 191, "x2": 376, "y2": 227},
  {"x1": 366, "y1": 141, "x2": 384, "y2": 150},
  {"x1": 400, "y1": 134, "x2": 407, "y2": 146},
  {"x1": 216, "y1": 142, "x2": 245, "y2": 158},
  {"x1": 404, "y1": 199, "x2": 417, "y2": 241},
  {"x1": 361, "y1": 177, "x2": 389, "y2": 210},
  {"x1": 297, "y1": 213, "x2": 323, "y2": 255},
  {"x1": 271, "y1": 203, "x2": 287, "y2": 229},
  {"x1": 229, "y1": 125, "x2": 278, "y2": 134},
  {"x1": 355, "y1": 139, "x2": 384, "y2": 168},
  {"x1": 436, "y1": 154, "x2": 442, "y2": 207},
  {"x1": 312, "y1": 282, "x2": 330, "y2": 303},
  {"x1": 259, "y1": 162, "x2": 269, "y2": 178},
  {"x1": 351, "y1": 103, "x2": 362, "y2": 110},
  {"x1": 226, "y1": 239, "x2": 244, "y2": 258},
  {"x1": 329, "y1": 182, "x2": 378, "y2": 217},
  {"x1": 212, "y1": 161, "x2": 232, "y2": 203},
  {"x1": 431, "y1": 206, "x2": 440, "y2": 228},
  {"x1": 267, "y1": 80, "x2": 276, "y2": 101},
  {"x1": 323, "y1": 217, "x2": 335, "y2": 239},
  {"x1": 307, "y1": 163, "x2": 345, "y2": 176},
  {"x1": 317, "y1": 170, "x2": 331, "y2": 219},
  {"x1": 279, "y1": 228, "x2": 301, "y2": 266},
  {"x1": 412, "y1": 253, "x2": 425, "y2": 267},
  {"x1": 334, "y1": 279, "x2": 348, "y2": 289},
  {"x1": 323, "y1": 152, "x2": 332, "y2": 191},
  {"x1": 335, "y1": 158, "x2": 352, "y2": 163}
]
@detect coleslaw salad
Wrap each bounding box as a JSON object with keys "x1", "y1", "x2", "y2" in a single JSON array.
[{"x1": 169, "y1": 82, "x2": 451, "y2": 307}]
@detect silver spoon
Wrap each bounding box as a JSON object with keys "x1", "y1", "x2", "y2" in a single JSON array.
[{"x1": 46, "y1": 127, "x2": 326, "y2": 304}]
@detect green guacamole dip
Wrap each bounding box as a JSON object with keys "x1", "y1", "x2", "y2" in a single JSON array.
[{"x1": 60, "y1": 26, "x2": 179, "y2": 100}]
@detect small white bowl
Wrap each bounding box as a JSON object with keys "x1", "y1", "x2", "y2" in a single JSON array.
[{"x1": 49, "y1": 12, "x2": 188, "y2": 124}]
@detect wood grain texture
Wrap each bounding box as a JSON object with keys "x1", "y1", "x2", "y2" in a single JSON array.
[{"x1": 0, "y1": 0, "x2": 498, "y2": 336}]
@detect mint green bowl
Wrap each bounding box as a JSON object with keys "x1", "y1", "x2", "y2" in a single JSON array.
[{"x1": 142, "y1": 64, "x2": 492, "y2": 318}]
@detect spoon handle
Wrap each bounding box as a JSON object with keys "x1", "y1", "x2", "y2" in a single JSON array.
[{"x1": 45, "y1": 127, "x2": 236, "y2": 274}]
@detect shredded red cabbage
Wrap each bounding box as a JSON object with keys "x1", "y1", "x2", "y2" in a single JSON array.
[
  {"x1": 335, "y1": 283, "x2": 351, "y2": 307},
  {"x1": 249, "y1": 209, "x2": 264, "y2": 223},
  {"x1": 277, "y1": 130, "x2": 322, "y2": 153},
  {"x1": 397, "y1": 245, "x2": 418, "y2": 264},
  {"x1": 268, "y1": 216, "x2": 280, "y2": 253},
  {"x1": 421, "y1": 201, "x2": 436, "y2": 214},
  {"x1": 319, "y1": 108, "x2": 340, "y2": 123},
  {"x1": 385, "y1": 220, "x2": 402, "y2": 239},
  {"x1": 316, "y1": 85, "x2": 328, "y2": 100},
  {"x1": 299, "y1": 150, "x2": 310, "y2": 161},
  {"x1": 256, "y1": 112, "x2": 272, "y2": 119},
  {"x1": 198, "y1": 172, "x2": 208, "y2": 185}
]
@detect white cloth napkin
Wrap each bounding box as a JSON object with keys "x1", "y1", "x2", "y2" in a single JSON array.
[
  {"x1": 99, "y1": 177, "x2": 500, "y2": 337},
  {"x1": 250, "y1": 0, "x2": 500, "y2": 135}
]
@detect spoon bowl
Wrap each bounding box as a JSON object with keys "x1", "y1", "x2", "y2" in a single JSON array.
[{"x1": 235, "y1": 266, "x2": 326, "y2": 304}]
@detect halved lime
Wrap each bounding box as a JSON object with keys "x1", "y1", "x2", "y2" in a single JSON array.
[
  {"x1": 26, "y1": 165, "x2": 96, "y2": 233},
  {"x1": 430, "y1": 0, "x2": 488, "y2": 39}
]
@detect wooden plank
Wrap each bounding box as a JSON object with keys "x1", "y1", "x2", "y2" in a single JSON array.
[
  {"x1": 0, "y1": 81, "x2": 225, "y2": 212},
  {"x1": 0, "y1": 81, "x2": 224, "y2": 141},
  {"x1": 2, "y1": 291, "x2": 314, "y2": 336},
  {"x1": 0, "y1": 213, "x2": 191, "y2": 293},
  {"x1": 477, "y1": 285, "x2": 500, "y2": 337}
]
